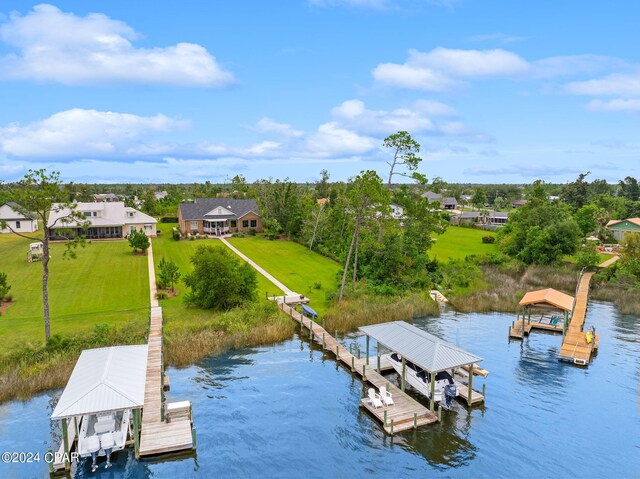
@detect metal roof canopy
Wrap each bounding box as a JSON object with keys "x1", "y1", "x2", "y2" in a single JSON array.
[
  {"x1": 519, "y1": 288, "x2": 574, "y2": 312},
  {"x1": 359, "y1": 321, "x2": 482, "y2": 373},
  {"x1": 51, "y1": 345, "x2": 148, "y2": 420}
]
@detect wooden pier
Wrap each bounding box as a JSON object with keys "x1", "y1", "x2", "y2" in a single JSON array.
[
  {"x1": 509, "y1": 318, "x2": 564, "y2": 338},
  {"x1": 280, "y1": 303, "x2": 438, "y2": 434},
  {"x1": 139, "y1": 243, "x2": 195, "y2": 456},
  {"x1": 558, "y1": 272, "x2": 599, "y2": 365}
]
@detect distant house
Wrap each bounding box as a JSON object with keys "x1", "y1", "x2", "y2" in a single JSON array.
[
  {"x1": 421, "y1": 191, "x2": 458, "y2": 210},
  {"x1": 486, "y1": 211, "x2": 509, "y2": 226},
  {"x1": 316, "y1": 198, "x2": 330, "y2": 206},
  {"x1": 607, "y1": 218, "x2": 640, "y2": 242},
  {"x1": 0, "y1": 202, "x2": 39, "y2": 234},
  {"x1": 92, "y1": 193, "x2": 121, "y2": 203},
  {"x1": 47, "y1": 202, "x2": 157, "y2": 239},
  {"x1": 450, "y1": 210, "x2": 509, "y2": 227},
  {"x1": 178, "y1": 198, "x2": 262, "y2": 236},
  {"x1": 154, "y1": 191, "x2": 169, "y2": 201},
  {"x1": 390, "y1": 204, "x2": 405, "y2": 220},
  {"x1": 511, "y1": 199, "x2": 528, "y2": 208},
  {"x1": 460, "y1": 194, "x2": 473, "y2": 202},
  {"x1": 450, "y1": 211, "x2": 481, "y2": 226}
]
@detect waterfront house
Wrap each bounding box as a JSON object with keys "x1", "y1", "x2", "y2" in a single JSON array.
[
  {"x1": 47, "y1": 202, "x2": 157, "y2": 239},
  {"x1": 421, "y1": 191, "x2": 458, "y2": 210},
  {"x1": 178, "y1": 198, "x2": 262, "y2": 236},
  {"x1": 606, "y1": 218, "x2": 640, "y2": 242},
  {"x1": 486, "y1": 211, "x2": 509, "y2": 226},
  {"x1": 0, "y1": 202, "x2": 39, "y2": 234}
]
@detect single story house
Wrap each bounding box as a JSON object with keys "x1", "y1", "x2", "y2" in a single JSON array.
[
  {"x1": 0, "y1": 202, "x2": 39, "y2": 234},
  {"x1": 47, "y1": 202, "x2": 157, "y2": 239},
  {"x1": 607, "y1": 218, "x2": 640, "y2": 242},
  {"x1": 421, "y1": 191, "x2": 458, "y2": 210},
  {"x1": 390, "y1": 203, "x2": 406, "y2": 220},
  {"x1": 449, "y1": 210, "x2": 509, "y2": 227},
  {"x1": 511, "y1": 199, "x2": 528, "y2": 208},
  {"x1": 154, "y1": 191, "x2": 169, "y2": 201},
  {"x1": 486, "y1": 210, "x2": 509, "y2": 226},
  {"x1": 450, "y1": 211, "x2": 481, "y2": 226},
  {"x1": 178, "y1": 198, "x2": 262, "y2": 236},
  {"x1": 92, "y1": 193, "x2": 122, "y2": 202}
]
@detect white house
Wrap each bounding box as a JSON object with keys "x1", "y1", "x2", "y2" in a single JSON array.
[
  {"x1": 390, "y1": 204, "x2": 406, "y2": 220},
  {"x1": 0, "y1": 202, "x2": 39, "y2": 234},
  {"x1": 47, "y1": 202, "x2": 157, "y2": 240}
]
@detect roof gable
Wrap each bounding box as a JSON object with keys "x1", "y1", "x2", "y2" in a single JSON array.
[
  {"x1": 519, "y1": 288, "x2": 574, "y2": 311},
  {"x1": 204, "y1": 206, "x2": 235, "y2": 217},
  {"x1": 179, "y1": 198, "x2": 260, "y2": 220},
  {"x1": 607, "y1": 218, "x2": 640, "y2": 229}
]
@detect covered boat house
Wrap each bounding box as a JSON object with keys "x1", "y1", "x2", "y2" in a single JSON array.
[
  {"x1": 359, "y1": 321, "x2": 485, "y2": 408},
  {"x1": 511, "y1": 288, "x2": 575, "y2": 339},
  {"x1": 50, "y1": 345, "x2": 148, "y2": 471}
]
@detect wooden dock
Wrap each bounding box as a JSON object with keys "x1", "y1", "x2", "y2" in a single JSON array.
[
  {"x1": 558, "y1": 271, "x2": 599, "y2": 365},
  {"x1": 509, "y1": 319, "x2": 563, "y2": 338},
  {"x1": 281, "y1": 303, "x2": 438, "y2": 434},
  {"x1": 139, "y1": 243, "x2": 195, "y2": 456}
]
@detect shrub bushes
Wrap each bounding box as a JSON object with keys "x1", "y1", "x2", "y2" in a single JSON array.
[
  {"x1": 482, "y1": 235, "x2": 496, "y2": 244},
  {"x1": 160, "y1": 217, "x2": 179, "y2": 223}
]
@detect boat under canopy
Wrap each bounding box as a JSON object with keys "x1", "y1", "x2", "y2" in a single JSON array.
[{"x1": 359, "y1": 321, "x2": 482, "y2": 373}]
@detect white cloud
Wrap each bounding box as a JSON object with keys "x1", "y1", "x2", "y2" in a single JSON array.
[
  {"x1": 0, "y1": 4, "x2": 234, "y2": 87},
  {"x1": 0, "y1": 108, "x2": 188, "y2": 157},
  {"x1": 254, "y1": 118, "x2": 304, "y2": 138},
  {"x1": 372, "y1": 47, "x2": 529, "y2": 90},
  {"x1": 567, "y1": 72, "x2": 640, "y2": 97},
  {"x1": 532, "y1": 54, "x2": 626, "y2": 79},
  {"x1": 586, "y1": 98, "x2": 640, "y2": 112},
  {"x1": 302, "y1": 122, "x2": 377, "y2": 157}
]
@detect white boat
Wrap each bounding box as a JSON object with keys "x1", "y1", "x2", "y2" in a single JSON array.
[
  {"x1": 77, "y1": 410, "x2": 131, "y2": 458},
  {"x1": 388, "y1": 353, "x2": 458, "y2": 406}
]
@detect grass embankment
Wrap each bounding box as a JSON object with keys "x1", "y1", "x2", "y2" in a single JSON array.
[
  {"x1": 152, "y1": 233, "x2": 296, "y2": 366},
  {"x1": 0, "y1": 234, "x2": 149, "y2": 402}
]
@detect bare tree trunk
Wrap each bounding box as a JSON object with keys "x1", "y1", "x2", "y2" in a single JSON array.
[
  {"x1": 309, "y1": 204, "x2": 324, "y2": 251},
  {"x1": 387, "y1": 150, "x2": 398, "y2": 187},
  {"x1": 338, "y1": 222, "x2": 358, "y2": 304},
  {"x1": 42, "y1": 227, "x2": 51, "y2": 342},
  {"x1": 352, "y1": 219, "x2": 360, "y2": 288}
]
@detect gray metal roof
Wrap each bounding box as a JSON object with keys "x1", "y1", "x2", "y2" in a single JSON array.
[
  {"x1": 51, "y1": 345, "x2": 148, "y2": 419},
  {"x1": 179, "y1": 198, "x2": 260, "y2": 220},
  {"x1": 359, "y1": 321, "x2": 482, "y2": 372}
]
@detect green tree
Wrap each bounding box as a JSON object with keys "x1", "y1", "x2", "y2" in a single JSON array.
[
  {"x1": 128, "y1": 229, "x2": 150, "y2": 253},
  {"x1": 184, "y1": 246, "x2": 257, "y2": 310},
  {"x1": 619, "y1": 176, "x2": 640, "y2": 201},
  {"x1": 158, "y1": 257, "x2": 181, "y2": 292},
  {"x1": 561, "y1": 172, "x2": 591, "y2": 210},
  {"x1": 2, "y1": 169, "x2": 88, "y2": 341},
  {"x1": 575, "y1": 204, "x2": 599, "y2": 236},
  {"x1": 383, "y1": 131, "x2": 426, "y2": 187},
  {"x1": 263, "y1": 217, "x2": 281, "y2": 240},
  {"x1": 303, "y1": 201, "x2": 328, "y2": 250},
  {"x1": 472, "y1": 189, "x2": 488, "y2": 209},
  {"x1": 316, "y1": 169, "x2": 330, "y2": 199},
  {"x1": 575, "y1": 243, "x2": 599, "y2": 269},
  {"x1": 338, "y1": 170, "x2": 389, "y2": 303},
  {"x1": 498, "y1": 181, "x2": 582, "y2": 265},
  {"x1": 0, "y1": 272, "x2": 11, "y2": 301},
  {"x1": 141, "y1": 190, "x2": 158, "y2": 216}
]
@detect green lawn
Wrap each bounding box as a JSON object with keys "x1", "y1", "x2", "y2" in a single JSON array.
[
  {"x1": 0, "y1": 234, "x2": 149, "y2": 354},
  {"x1": 430, "y1": 226, "x2": 498, "y2": 262},
  {"x1": 227, "y1": 237, "x2": 341, "y2": 315}
]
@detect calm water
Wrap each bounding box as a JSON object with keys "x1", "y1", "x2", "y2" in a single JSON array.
[{"x1": 1, "y1": 301, "x2": 639, "y2": 478}]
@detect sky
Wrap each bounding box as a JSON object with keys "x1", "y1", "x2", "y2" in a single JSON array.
[{"x1": 0, "y1": 1, "x2": 639, "y2": 184}]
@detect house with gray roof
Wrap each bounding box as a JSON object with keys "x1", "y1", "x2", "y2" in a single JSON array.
[
  {"x1": 421, "y1": 191, "x2": 458, "y2": 210},
  {"x1": 0, "y1": 202, "x2": 39, "y2": 234},
  {"x1": 178, "y1": 198, "x2": 262, "y2": 236}
]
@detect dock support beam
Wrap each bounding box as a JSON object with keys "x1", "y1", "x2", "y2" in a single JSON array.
[
  {"x1": 563, "y1": 311, "x2": 568, "y2": 338},
  {"x1": 467, "y1": 363, "x2": 474, "y2": 406},
  {"x1": 401, "y1": 357, "x2": 406, "y2": 392},
  {"x1": 365, "y1": 335, "x2": 370, "y2": 365},
  {"x1": 61, "y1": 418, "x2": 70, "y2": 470},
  {"x1": 429, "y1": 374, "x2": 435, "y2": 411},
  {"x1": 133, "y1": 408, "x2": 141, "y2": 458},
  {"x1": 376, "y1": 342, "x2": 381, "y2": 372}
]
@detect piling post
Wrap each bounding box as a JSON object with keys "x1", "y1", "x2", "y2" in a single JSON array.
[
  {"x1": 482, "y1": 383, "x2": 486, "y2": 399},
  {"x1": 133, "y1": 408, "x2": 141, "y2": 458},
  {"x1": 309, "y1": 321, "x2": 313, "y2": 340},
  {"x1": 366, "y1": 335, "x2": 370, "y2": 365},
  {"x1": 322, "y1": 333, "x2": 325, "y2": 350},
  {"x1": 413, "y1": 412, "x2": 417, "y2": 429},
  {"x1": 336, "y1": 345, "x2": 340, "y2": 360},
  {"x1": 390, "y1": 419, "x2": 394, "y2": 435},
  {"x1": 47, "y1": 450, "x2": 54, "y2": 474},
  {"x1": 377, "y1": 342, "x2": 381, "y2": 372},
  {"x1": 362, "y1": 364, "x2": 366, "y2": 381},
  {"x1": 383, "y1": 409, "x2": 387, "y2": 426},
  {"x1": 563, "y1": 311, "x2": 568, "y2": 338},
  {"x1": 429, "y1": 374, "x2": 436, "y2": 411},
  {"x1": 191, "y1": 426, "x2": 197, "y2": 449},
  {"x1": 61, "y1": 418, "x2": 70, "y2": 470},
  {"x1": 467, "y1": 363, "x2": 474, "y2": 406},
  {"x1": 401, "y1": 357, "x2": 407, "y2": 392},
  {"x1": 438, "y1": 404, "x2": 442, "y2": 422},
  {"x1": 351, "y1": 356, "x2": 355, "y2": 372}
]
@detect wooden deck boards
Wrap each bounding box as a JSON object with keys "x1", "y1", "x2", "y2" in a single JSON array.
[
  {"x1": 558, "y1": 272, "x2": 597, "y2": 365},
  {"x1": 282, "y1": 303, "x2": 456, "y2": 434}
]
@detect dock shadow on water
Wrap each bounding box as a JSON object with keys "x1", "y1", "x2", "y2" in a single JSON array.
[{"x1": 1, "y1": 301, "x2": 639, "y2": 478}]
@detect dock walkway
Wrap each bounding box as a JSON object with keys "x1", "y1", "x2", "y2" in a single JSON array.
[
  {"x1": 139, "y1": 242, "x2": 195, "y2": 456},
  {"x1": 280, "y1": 303, "x2": 438, "y2": 434},
  {"x1": 558, "y1": 271, "x2": 598, "y2": 365}
]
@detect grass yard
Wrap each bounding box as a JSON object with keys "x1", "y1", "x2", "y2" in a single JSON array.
[
  {"x1": 0, "y1": 234, "x2": 149, "y2": 354},
  {"x1": 227, "y1": 237, "x2": 341, "y2": 315},
  {"x1": 430, "y1": 226, "x2": 498, "y2": 262}
]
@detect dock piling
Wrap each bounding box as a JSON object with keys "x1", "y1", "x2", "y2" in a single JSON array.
[
  {"x1": 413, "y1": 412, "x2": 417, "y2": 429},
  {"x1": 438, "y1": 404, "x2": 442, "y2": 422}
]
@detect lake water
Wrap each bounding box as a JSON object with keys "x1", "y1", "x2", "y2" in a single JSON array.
[{"x1": 1, "y1": 301, "x2": 639, "y2": 478}]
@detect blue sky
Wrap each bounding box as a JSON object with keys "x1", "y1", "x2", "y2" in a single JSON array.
[{"x1": 0, "y1": 0, "x2": 639, "y2": 184}]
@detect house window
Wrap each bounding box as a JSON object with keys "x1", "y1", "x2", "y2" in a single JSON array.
[
  {"x1": 230, "y1": 220, "x2": 237, "y2": 228},
  {"x1": 83, "y1": 212, "x2": 92, "y2": 217},
  {"x1": 15, "y1": 221, "x2": 21, "y2": 229},
  {"x1": 93, "y1": 212, "x2": 98, "y2": 217},
  {"x1": 242, "y1": 220, "x2": 249, "y2": 228},
  {"x1": 130, "y1": 226, "x2": 136, "y2": 234},
  {"x1": 250, "y1": 220, "x2": 257, "y2": 228},
  {"x1": 127, "y1": 212, "x2": 134, "y2": 218},
  {"x1": 190, "y1": 221, "x2": 198, "y2": 230}
]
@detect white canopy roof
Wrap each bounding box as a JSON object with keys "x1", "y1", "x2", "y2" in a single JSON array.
[
  {"x1": 359, "y1": 321, "x2": 482, "y2": 373},
  {"x1": 51, "y1": 345, "x2": 148, "y2": 420}
]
